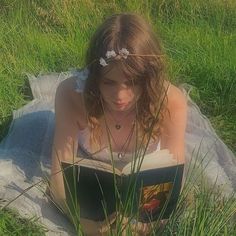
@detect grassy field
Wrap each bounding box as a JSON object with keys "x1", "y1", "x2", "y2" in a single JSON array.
[{"x1": 0, "y1": 0, "x2": 235, "y2": 235}]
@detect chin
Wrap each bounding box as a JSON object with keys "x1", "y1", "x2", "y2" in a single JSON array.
[
  {"x1": 116, "y1": 107, "x2": 128, "y2": 112},
  {"x1": 115, "y1": 103, "x2": 135, "y2": 112}
]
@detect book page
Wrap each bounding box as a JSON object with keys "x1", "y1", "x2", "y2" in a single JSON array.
[
  {"x1": 62, "y1": 158, "x2": 122, "y2": 175},
  {"x1": 122, "y1": 149, "x2": 178, "y2": 175}
]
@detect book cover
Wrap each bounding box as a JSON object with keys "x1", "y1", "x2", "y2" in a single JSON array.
[{"x1": 61, "y1": 151, "x2": 184, "y2": 222}]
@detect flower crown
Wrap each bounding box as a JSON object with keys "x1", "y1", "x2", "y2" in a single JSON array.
[
  {"x1": 72, "y1": 48, "x2": 130, "y2": 83},
  {"x1": 99, "y1": 48, "x2": 163, "y2": 67},
  {"x1": 99, "y1": 48, "x2": 129, "y2": 67},
  {"x1": 73, "y1": 49, "x2": 165, "y2": 92}
]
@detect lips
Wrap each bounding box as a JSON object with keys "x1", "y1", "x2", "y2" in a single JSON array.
[{"x1": 113, "y1": 102, "x2": 126, "y2": 106}]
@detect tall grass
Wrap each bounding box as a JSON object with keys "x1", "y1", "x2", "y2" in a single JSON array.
[{"x1": 0, "y1": 0, "x2": 235, "y2": 235}]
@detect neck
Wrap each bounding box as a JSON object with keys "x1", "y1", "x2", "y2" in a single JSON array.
[{"x1": 105, "y1": 105, "x2": 136, "y2": 119}]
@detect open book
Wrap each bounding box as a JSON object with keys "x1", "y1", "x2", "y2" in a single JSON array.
[{"x1": 61, "y1": 149, "x2": 184, "y2": 223}]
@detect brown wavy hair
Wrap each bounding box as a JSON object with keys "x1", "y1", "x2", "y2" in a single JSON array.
[{"x1": 83, "y1": 13, "x2": 168, "y2": 150}]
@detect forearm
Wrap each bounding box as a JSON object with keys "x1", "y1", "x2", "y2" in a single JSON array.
[
  {"x1": 50, "y1": 141, "x2": 79, "y2": 211},
  {"x1": 50, "y1": 154, "x2": 66, "y2": 195}
]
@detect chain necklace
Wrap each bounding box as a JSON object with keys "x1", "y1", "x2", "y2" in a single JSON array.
[
  {"x1": 106, "y1": 107, "x2": 135, "y2": 130},
  {"x1": 106, "y1": 121, "x2": 135, "y2": 159},
  {"x1": 100, "y1": 96, "x2": 136, "y2": 159}
]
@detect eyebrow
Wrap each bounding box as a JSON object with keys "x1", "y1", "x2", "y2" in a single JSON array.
[
  {"x1": 102, "y1": 77, "x2": 114, "y2": 80},
  {"x1": 102, "y1": 76, "x2": 135, "y2": 81}
]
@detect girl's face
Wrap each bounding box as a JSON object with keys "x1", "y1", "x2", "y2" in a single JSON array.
[{"x1": 99, "y1": 66, "x2": 143, "y2": 112}]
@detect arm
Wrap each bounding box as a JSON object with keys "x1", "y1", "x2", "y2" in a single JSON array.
[
  {"x1": 50, "y1": 79, "x2": 81, "y2": 206},
  {"x1": 160, "y1": 84, "x2": 187, "y2": 164},
  {"x1": 50, "y1": 79, "x2": 106, "y2": 235}
]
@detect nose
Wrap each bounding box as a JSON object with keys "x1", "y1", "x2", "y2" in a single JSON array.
[
  {"x1": 117, "y1": 82, "x2": 128, "y2": 90},
  {"x1": 112, "y1": 83, "x2": 128, "y2": 100}
]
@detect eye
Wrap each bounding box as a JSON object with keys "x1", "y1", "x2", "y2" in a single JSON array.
[
  {"x1": 102, "y1": 79, "x2": 115, "y2": 85},
  {"x1": 125, "y1": 79, "x2": 141, "y2": 87}
]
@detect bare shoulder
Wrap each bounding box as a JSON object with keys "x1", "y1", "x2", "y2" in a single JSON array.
[
  {"x1": 55, "y1": 76, "x2": 87, "y2": 128},
  {"x1": 166, "y1": 83, "x2": 187, "y2": 111},
  {"x1": 56, "y1": 76, "x2": 81, "y2": 109},
  {"x1": 162, "y1": 82, "x2": 187, "y2": 127},
  {"x1": 160, "y1": 83, "x2": 187, "y2": 163}
]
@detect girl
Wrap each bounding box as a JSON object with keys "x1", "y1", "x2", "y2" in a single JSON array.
[{"x1": 50, "y1": 13, "x2": 187, "y2": 235}]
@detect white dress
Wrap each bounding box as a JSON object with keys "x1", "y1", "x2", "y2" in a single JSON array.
[{"x1": 0, "y1": 69, "x2": 235, "y2": 235}]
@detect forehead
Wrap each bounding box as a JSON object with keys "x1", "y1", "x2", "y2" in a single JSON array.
[{"x1": 101, "y1": 65, "x2": 128, "y2": 81}]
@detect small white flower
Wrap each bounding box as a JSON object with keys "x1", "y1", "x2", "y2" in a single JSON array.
[
  {"x1": 119, "y1": 48, "x2": 130, "y2": 59},
  {"x1": 99, "y1": 57, "x2": 108, "y2": 67},
  {"x1": 106, "y1": 50, "x2": 116, "y2": 59}
]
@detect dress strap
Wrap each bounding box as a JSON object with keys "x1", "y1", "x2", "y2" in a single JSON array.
[{"x1": 71, "y1": 68, "x2": 89, "y2": 93}]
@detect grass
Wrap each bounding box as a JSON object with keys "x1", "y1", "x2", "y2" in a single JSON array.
[
  {"x1": 0, "y1": 208, "x2": 46, "y2": 235},
  {"x1": 0, "y1": 0, "x2": 235, "y2": 235}
]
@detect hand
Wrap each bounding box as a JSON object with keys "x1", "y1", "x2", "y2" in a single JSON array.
[{"x1": 119, "y1": 217, "x2": 151, "y2": 236}]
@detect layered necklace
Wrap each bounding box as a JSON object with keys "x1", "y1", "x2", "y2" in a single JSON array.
[
  {"x1": 106, "y1": 121, "x2": 135, "y2": 159},
  {"x1": 104, "y1": 108, "x2": 136, "y2": 159}
]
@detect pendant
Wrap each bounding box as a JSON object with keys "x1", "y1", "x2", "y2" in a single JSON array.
[
  {"x1": 118, "y1": 153, "x2": 125, "y2": 159},
  {"x1": 115, "y1": 124, "x2": 121, "y2": 130}
]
